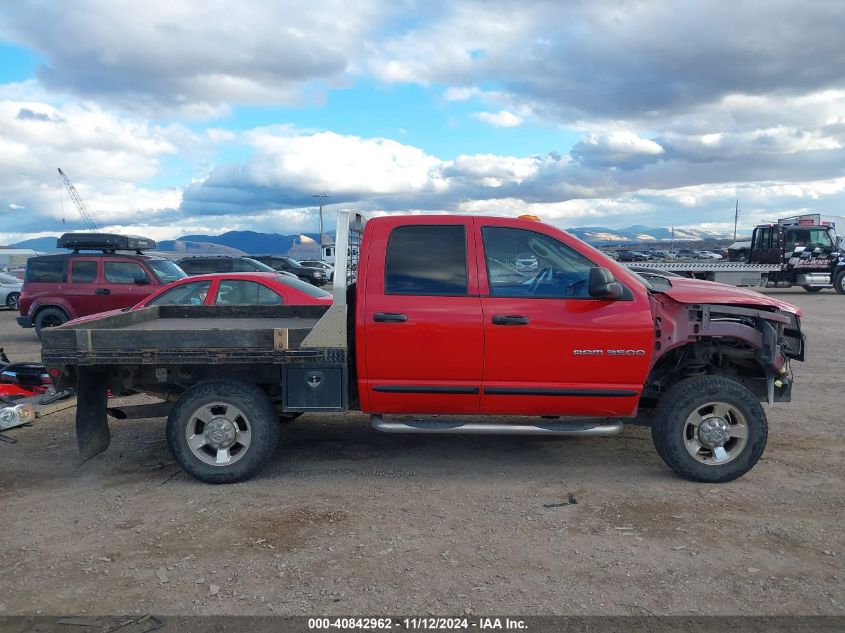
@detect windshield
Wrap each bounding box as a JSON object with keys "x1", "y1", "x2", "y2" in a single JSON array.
[
  {"x1": 243, "y1": 258, "x2": 278, "y2": 273},
  {"x1": 0, "y1": 272, "x2": 20, "y2": 284},
  {"x1": 147, "y1": 259, "x2": 187, "y2": 283},
  {"x1": 274, "y1": 275, "x2": 331, "y2": 298}
]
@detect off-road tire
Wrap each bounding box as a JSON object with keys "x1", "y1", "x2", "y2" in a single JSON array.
[
  {"x1": 803, "y1": 286, "x2": 823, "y2": 293},
  {"x1": 834, "y1": 270, "x2": 845, "y2": 295},
  {"x1": 34, "y1": 307, "x2": 68, "y2": 338},
  {"x1": 5, "y1": 292, "x2": 20, "y2": 310},
  {"x1": 166, "y1": 379, "x2": 280, "y2": 484},
  {"x1": 651, "y1": 376, "x2": 768, "y2": 483}
]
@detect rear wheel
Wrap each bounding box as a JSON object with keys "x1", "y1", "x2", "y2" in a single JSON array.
[
  {"x1": 834, "y1": 270, "x2": 845, "y2": 295},
  {"x1": 651, "y1": 376, "x2": 767, "y2": 483},
  {"x1": 34, "y1": 307, "x2": 68, "y2": 338},
  {"x1": 166, "y1": 379, "x2": 280, "y2": 484},
  {"x1": 5, "y1": 292, "x2": 20, "y2": 310},
  {"x1": 803, "y1": 286, "x2": 823, "y2": 293}
]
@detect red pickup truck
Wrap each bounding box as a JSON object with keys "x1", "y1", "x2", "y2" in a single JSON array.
[{"x1": 42, "y1": 213, "x2": 804, "y2": 485}]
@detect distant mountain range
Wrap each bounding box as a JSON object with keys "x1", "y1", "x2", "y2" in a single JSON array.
[{"x1": 7, "y1": 224, "x2": 730, "y2": 254}]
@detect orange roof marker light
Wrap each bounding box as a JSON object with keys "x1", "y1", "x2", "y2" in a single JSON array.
[{"x1": 518, "y1": 214, "x2": 541, "y2": 222}]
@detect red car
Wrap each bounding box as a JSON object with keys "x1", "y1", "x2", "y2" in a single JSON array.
[{"x1": 65, "y1": 272, "x2": 332, "y2": 326}]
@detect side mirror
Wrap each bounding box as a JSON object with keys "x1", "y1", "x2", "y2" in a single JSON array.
[
  {"x1": 134, "y1": 275, "x2": 150, "y2": 286},
  {"x1": 589, "y1": 267, "x2": 623, "y2": 300}
]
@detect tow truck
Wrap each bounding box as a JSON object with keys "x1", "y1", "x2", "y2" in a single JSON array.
[
  {"x1": 42, "y1": 212, "x2": 805, "y2": 484},
  {"x1": 628, "y1": 214, "x2": 845, "y2": 292}
]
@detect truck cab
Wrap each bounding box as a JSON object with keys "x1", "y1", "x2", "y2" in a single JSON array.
[
  {"x1": 747, "y1": 215, "x2": 845, "y2": 292},
  {"x1": 355, "y1": 215, "x2": 654, "y2": 418}
]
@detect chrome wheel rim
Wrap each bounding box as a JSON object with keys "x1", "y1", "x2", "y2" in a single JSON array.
[
  {"x1": 7, "y1": 294, "x2": 19, "y2": 310},
  {"x1": 683, "y1": 401, "x2": 749, "y2": 465},
  {"x1": 185, "y1": 402, "x2": 252, "y2": 467}
]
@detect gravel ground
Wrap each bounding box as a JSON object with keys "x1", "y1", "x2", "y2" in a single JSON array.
[{"x1": 0, "y1": 289, "x2": 842, "y2": 617}]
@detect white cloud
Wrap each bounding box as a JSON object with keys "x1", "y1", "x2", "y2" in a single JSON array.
[
  {"x1": 241, "y1": 130, "x2": 447, "y2": 195},
  {"x1": 444, "y1": 154, "x2": 540, "y2": 187},
  {"x1": 573, "y1": 131, "x2": 664, "y2": 164},
  {"x1": 0, "y1": 0, "x2": 389, "y2": 115},
  {"x1": 472, "y1": 110, "x2": 523, "y2": 127}
]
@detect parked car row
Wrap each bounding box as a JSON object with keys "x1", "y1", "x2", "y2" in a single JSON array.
[
  {"x1": 0, "y1": 272, "x2": 22, "y2": 310},
  {"x1": 606, "y1": 248, "x2": 724, "y2": 261},
  {"x1": 13, "y1": 233, "x2": 336, "y2": 336}
]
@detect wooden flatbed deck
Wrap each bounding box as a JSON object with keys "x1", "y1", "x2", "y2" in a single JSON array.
[{"x1": 40, "y1": 304, "x2": 340, "y2": 366}]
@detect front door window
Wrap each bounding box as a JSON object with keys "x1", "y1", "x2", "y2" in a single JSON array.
[{"x1": 482, "y1": 227, "x2": 594, "y2": 298}]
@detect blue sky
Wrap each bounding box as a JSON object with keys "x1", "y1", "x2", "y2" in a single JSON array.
[{"x1": 0, "y1": 1, "x2": 843, "y2": 243}]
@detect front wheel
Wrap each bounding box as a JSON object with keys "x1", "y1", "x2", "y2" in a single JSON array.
[
  {"x1": 166, "y1": 379, "x2": 280, "y2": 484},
  {"x1": 834, "y1": 270, "x2": 845, "y2": 295},
  {"x1": 5, "y1": 292, "x2": 20, "y2": 310},
  {"x1": 651, "y1": 376, "x2": 767, "y2": 483}
]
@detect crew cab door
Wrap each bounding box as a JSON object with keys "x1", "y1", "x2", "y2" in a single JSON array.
[
  {"x1": 360, "y1": 219, "x2": 483, "y2": 414},
  {"x1": 99, "y1": 259, "x2": 155, "y2": 311},
  {"x1": 477, "y1": 222, "x2": 653, "y2": 417},
  {"x1": 64, "y1": 258, "x2": 103, "y2": 317}
]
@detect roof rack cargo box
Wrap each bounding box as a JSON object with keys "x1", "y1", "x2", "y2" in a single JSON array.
[{"x1": 57, "y1": 233, "x2": 157, "y2": 252}]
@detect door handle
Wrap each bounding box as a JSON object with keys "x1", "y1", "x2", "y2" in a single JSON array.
[
  {"x1": 95, "y1": 288, "x2": 111, "y2": 295},
  {"x1": 492, "y1": 315, "x2": 529, "y2": 325},
  {"x1": 373, "y1": 312, "x2": 408, "y2": 323}
]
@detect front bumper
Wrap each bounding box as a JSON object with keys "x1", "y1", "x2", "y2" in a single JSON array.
[{"x1": 16, "y1": 315, "x2": 33, "y2": 328}]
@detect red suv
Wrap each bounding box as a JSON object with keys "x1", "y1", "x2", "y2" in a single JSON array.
[{"x1": 16, "y1": 233, "x2": 186, "y2": 337}]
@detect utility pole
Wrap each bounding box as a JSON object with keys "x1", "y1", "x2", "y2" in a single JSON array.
[
  {"x1": 312, "y1": 193, "x2": 331, "y2": 258},
  {"x1": 733, "y1": 198, "x2": 740, "y2": 242}
]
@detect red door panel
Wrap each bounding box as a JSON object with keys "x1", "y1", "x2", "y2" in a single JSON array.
[
  {"x1": 479, "y1": 296, "x2": 652, "y2": 416},
  {"x1": 65, "y1": 258, "x2": 102, "y2": 317},
  {"x1": 360, "y1": 218, "x2": 483, "y2": 414},
  {"x1": 100, "y1": 259, "x2": 157, "y2": 311}
]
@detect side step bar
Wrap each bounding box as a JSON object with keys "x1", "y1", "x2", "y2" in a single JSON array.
[
  {"x1": 107, "y1": 401, "x2": 173, "y2": 420},
  {"x1": 370, "y1": 415, "x2": 623, "y2": 436}
]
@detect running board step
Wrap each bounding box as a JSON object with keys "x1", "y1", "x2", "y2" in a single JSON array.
[{"x1": 370, "y1": 415, "x2": 623, "y2": 436}]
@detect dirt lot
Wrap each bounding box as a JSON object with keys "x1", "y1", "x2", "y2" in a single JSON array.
[{"x1": 0, "y1": 289, "x2": 842, "y2": 617}]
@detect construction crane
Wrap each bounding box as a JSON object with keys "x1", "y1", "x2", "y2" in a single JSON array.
[{"x1": 58, "y1": 168, "x2": 102, "y2": 231}]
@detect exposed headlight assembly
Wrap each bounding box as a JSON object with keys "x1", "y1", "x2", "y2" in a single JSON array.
[{"x1": 0, "y1": 403, "x2": 35, "y2": 430}]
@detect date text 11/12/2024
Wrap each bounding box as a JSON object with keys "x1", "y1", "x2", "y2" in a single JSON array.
[{"x1": 307, "y1": 617, "x2": 527, "y2": 630}]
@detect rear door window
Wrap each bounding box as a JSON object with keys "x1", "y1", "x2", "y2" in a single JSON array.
[
  {"x1": 213, "y1": 280, "x2": 283, "y2": 305},
  {"x1": 233, "y1": 259, "x2": 260, "y2": 272},
  {"x1": 71, "y1": 261, "x2": 98, "y2": 283},
  {"x1": 104, "y1": 261, "x2": 150, "y2": 284},
  {"x1": 385, "y1": 225, "x2": 468, "y2": 295}
]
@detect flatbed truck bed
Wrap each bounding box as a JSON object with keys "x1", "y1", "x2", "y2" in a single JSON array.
[{"x1": 42, "y1": 304, "x2": 336, "y2": 366}]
